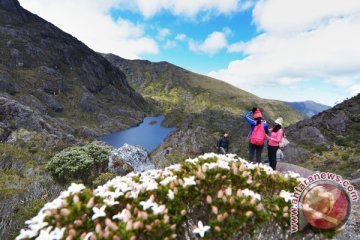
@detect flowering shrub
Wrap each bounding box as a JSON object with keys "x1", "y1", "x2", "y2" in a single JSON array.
[{"x1": 17, "y1": 153, "x2": 303, "y2": 240}]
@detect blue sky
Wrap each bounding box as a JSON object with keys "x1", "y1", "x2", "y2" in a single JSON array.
[{"x1": 19, "y1": 0, "x2": 360, "y2": 106}]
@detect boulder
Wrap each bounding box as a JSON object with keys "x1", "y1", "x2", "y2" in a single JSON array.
[
  {"x1": 109, "y1": 144, "x2": 155, "y2": 173},
  {"x1": 351, "y1": 169, "x2": 360, "y2": 180},
  {"x1": 79, "y1": 127, "x2": 100, "y2": 138},
  {"x1": 36, "y1": 90, "x2": 63, "y2": 112},
  {"x1": 277, "y1": 162, "x2": 315, "y2": 178},
  {"x1": 80, "y1": 92, "x2": 101, "y2": 112}
]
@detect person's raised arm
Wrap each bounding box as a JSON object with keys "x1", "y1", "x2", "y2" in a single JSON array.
[{"x1": 243, "y1": 111, "x2": 255, "y2": 126}]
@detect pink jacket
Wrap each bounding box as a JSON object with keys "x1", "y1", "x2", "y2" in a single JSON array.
[{"x1": 267, "y1": 128, "x2": 284, "y2": 146}]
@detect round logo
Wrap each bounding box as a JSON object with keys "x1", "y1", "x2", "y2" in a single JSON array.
[{"x1": 301, "y1": 181, "x2": 351, "y2": 230}]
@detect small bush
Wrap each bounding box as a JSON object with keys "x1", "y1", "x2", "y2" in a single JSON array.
[{"x1": 46, "y1": 144, "x2": 112, "y2": 184}]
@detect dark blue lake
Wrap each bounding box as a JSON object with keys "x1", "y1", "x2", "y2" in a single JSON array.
[{"x1": 101, "y1": 116, "x2": 175, "y2": 152}]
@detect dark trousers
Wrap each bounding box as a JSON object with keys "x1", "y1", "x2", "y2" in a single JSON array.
[
  {"x1": 218, "y1": 147, "x2": 227, "y2": 154},
  {"x1": 248, "y1": 143, "x2": 263, "y2": 163},
  {"x1": 268, "y1": 145, "x2": 279, "y2": 170}
]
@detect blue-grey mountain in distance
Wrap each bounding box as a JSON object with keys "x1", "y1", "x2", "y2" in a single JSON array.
[
  {"x1": 101, "y1": 116, "x2": 175, "y2": 152},
  {"x1": 284, "y1": 101, "x2": 331, "y2": 117}
]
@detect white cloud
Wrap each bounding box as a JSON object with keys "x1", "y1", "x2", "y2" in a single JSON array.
[
  {"x1": 175, "y1": 33, "x2": 187, "y2": 41},
  {"x1": 157, "y1": 28, "x2": 171, "y2": 41},
  {"x1": 189, "y1": 31, "x2": 228, "y2": 55},
  {"x1": 209, "y1": 0, "x2": 360, "y2": 101},
  {"x1": 19, "y1": 0, "x2": 159, "y2": 59},
  {"x1": 164, "y1": 40, "x2": 177, "y2": 49},
  {"x1": 119, "y1": 0, "x2": 244, "y2": 18}
]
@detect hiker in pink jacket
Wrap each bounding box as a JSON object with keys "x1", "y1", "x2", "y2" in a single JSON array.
[{"x1": 266, "y1": 117, "x2": 284, "y2": 170}]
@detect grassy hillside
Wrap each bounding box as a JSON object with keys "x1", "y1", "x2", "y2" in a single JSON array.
[{"x1": 104, "y1": 54, "x2": 303, "y2": 128}]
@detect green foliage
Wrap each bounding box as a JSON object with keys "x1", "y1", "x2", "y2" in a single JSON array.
[
  {"x1": 46, "y1": 144, "x2": 112, "y2": 184},
  {"x1": 93, "y1": 172, "x2": 117, "y2": 187}
]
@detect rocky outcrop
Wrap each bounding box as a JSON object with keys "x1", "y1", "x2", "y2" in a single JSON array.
[
  {"x1": 284, "y1": 94, "x2": 360, "y2": 176},
  {"x1": 109, "y1": 144, "x2": 155, "y2": 173}
]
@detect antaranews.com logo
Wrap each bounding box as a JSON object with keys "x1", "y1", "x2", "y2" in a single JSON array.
[{"x1": 290, "y1": 172, "x2": 359, "y2": 233}]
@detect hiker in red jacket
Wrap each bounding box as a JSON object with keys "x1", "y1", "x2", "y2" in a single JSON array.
[{"x1": 244, "y1": 107, "x2": 269, "y2": 163}]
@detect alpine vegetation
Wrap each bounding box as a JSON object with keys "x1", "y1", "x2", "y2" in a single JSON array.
[{"x1": 17, "y1": 153, "x2": 308, "y2": 240}]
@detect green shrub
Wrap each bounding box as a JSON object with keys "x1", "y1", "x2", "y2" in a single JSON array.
[
  {"x1": 93, "y1": 172, "x2": 117, "y2": 187},
  {"x1": 46, "y1": 144, "x2": 112, "y2": 184}
]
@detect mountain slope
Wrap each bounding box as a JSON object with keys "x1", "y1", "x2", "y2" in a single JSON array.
[
  {"x1": 284, "y1": 94, "x2": 360, "y2": 177},
  {"x1": 103, "y1": 53, "x2": 304, "y2": 164},
  {"x1": 0, "y1": 0, "x2": 149, "y2": 142},
  {"x1": 0, "y1": 1, "x2": 150, "y2": 238},
  {"x1": 284, "y1": 101, "x2": 330, "y2": 117}
]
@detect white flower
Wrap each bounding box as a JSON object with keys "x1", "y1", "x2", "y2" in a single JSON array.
[
  {"x1": 185, "y1": 158, "x2": 199, "y2": 164},
  {"x1": 152, "y1": 204, "x2": 166, "y2": 215},
  {"x1": 140, "y1": 198, "x2": 156, "y2": 210},
  {"x1": 113, "y1": 209, "x2": 131, "y2": 222},
  {"x1": 49, "y1": 227, "x2": 65, "y2": 239},
  {"x1": 246, "y1": 163, "x2": 257, "y2": 170},
  {"x1": 241, "y1": 188, "x2": 262, "y2": 201},
  {"x1": 280, "y1": 190, "x2": 293, "y2": 202},
  {"x1": 160, "y1": 176, "x2": 177, "y2": 186},
  {"x1": 167, "y1": 190, "x2": 175, "y2": 200},
  {"x1": 204, "y1": 162, "x2": 218, "y2": 170},
  {"x1": 253, "y1": 193, "x2": 261, "y2": 201},
  {"x1": 144, "y1": 180, "x2": 158, "y2": 191},
  {"x1": 193, "y1": 221, "x2": 211, "y2": 238},
  {"x1": 129, "y1": 189, "x2": 140, "y2": 199},
  {"x1": 103, "y1": 196, "x2": 119, "y2": 206},
  {"x1": 288, "y1": 171, "x2": 301, "y2": 179},
  {"x1": 35, "y1": 227, "x2": 52, "y2": 240},
  {"x1": 92, "y1": 205, "x2": 106, "y2": 220},
  {"x1": 242, "y1": 188, "x2": 255, "y2": 197},
  {"x1": 16, "y1": 229, "x2": 38, "y2": 240},
  {"x1": 42, "y1": 198, "x2": 63, "y2": 211},
  {"x1": 67, "y1": 183, "x2": 85, "y2": 194},
  {"x1": 183, "y1": 176, "x2": 196, "y2": 187},
  {"x1": 217, "y1": 160, "x2": 230, "y2": 170}
]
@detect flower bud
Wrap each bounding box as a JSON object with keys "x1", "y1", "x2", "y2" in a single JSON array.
[
  {"x1": 225, "y1": 187, "x2": 232, "y2": 196},
  {"x1": 215, "y1": 226, "x2": 221, "y2": 232},
  {"x1": 217, "y1": 190, "x2": 224, "y2": 198},
  {"x1": 87, "y1": 197, "x2": 95, "y2": 208},
  {"x1": 212, "y1": 206, "x2": 218, "y2": 214},
  {"x1": 181, "y1": 209, "x2": 187, "y2": 216},
  {"x1": 245, "y1": 211, "x2": 253, "y2": 217},
  {"x1": 206, "y1": 195, "x2": 212, "y2": 204},
  {"x1": 60, "y1": 208, "x2": 70, "y2": 217}
]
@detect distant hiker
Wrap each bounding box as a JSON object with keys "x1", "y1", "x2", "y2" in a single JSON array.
[
  {"x1": 217, "y1": 132, "x2": 229, "y2": 154},
  {"x1": 244, "y1": 108, "x2": 269, "y2": 163},
  {"x1": 266, "y1": 117, "x2": 284, "y2": 170}
]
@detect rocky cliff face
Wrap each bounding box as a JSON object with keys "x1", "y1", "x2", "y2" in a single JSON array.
[
  {"x1": 284, "y1": 94, "x2": 360, "y2": 177},
  {"x1": 0, "y1": 0, "x2": 150, "y2": 142}
]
